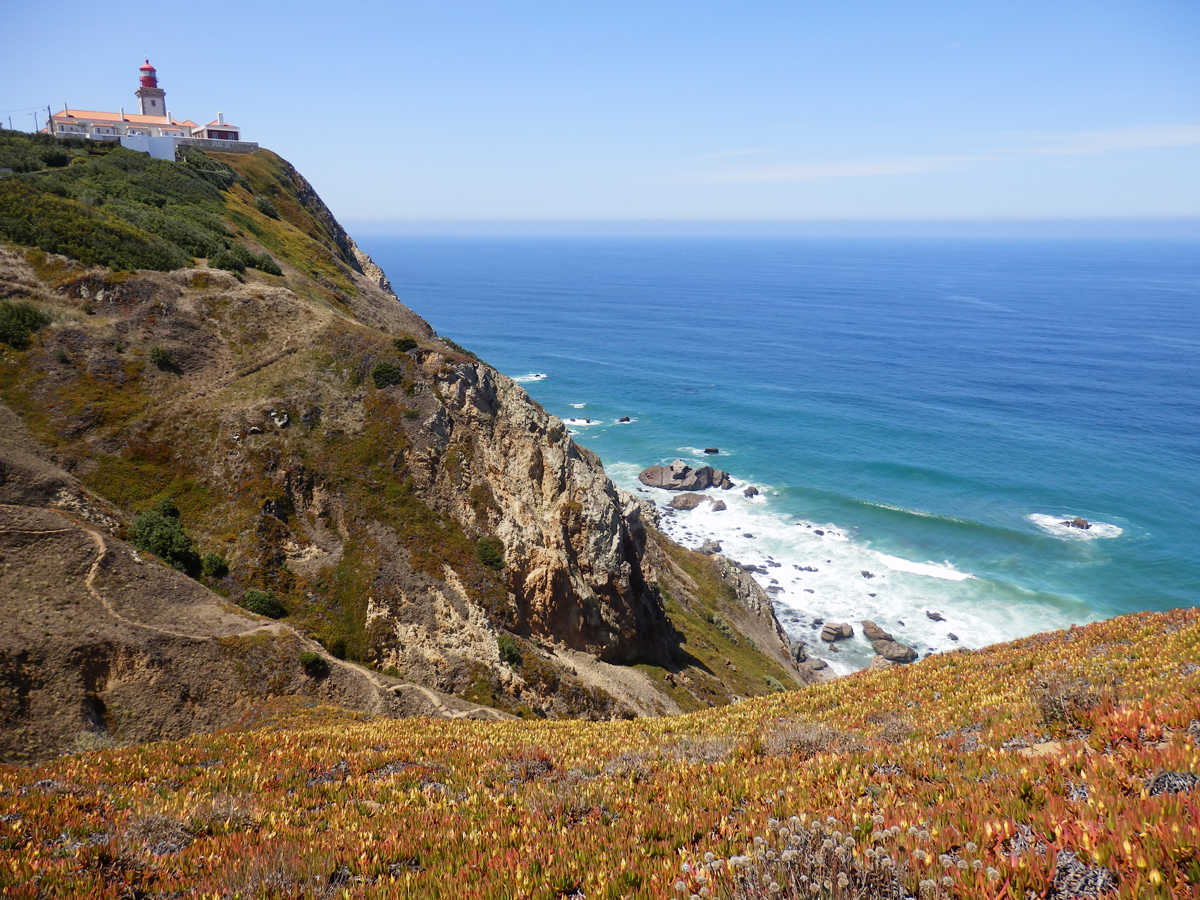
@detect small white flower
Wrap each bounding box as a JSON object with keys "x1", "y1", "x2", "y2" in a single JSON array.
[{"x1": 965, "y1": 841, "x2": 978, "y2": 854}]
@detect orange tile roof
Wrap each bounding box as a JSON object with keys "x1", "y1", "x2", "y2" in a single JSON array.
[
  {"x1": 203, "y1": 119, "x2": 239, "y2": 129},
  {"x1": 53, "y1": 108, "x2": 174, "y2": 126}
]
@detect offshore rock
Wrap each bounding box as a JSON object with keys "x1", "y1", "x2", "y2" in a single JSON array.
[
  {"x1": 638, "y1": 460, "x2": 733, "y2": 491},
  {"x1": 821, "y1": 622, "x2": 854, "y2": 642},
  {"x1": 861, "y1": 619, "x2": 893, "y2": 642},
  {"x1": 668, "y1": 493, "x2": 706, "y2": 510},
  {"x1": 871, "y1": 639, "x2": 919, "y2": 663}
]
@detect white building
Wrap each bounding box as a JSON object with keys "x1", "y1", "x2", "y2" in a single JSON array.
[{"x1": 47, "y1": 61, "x2": 248, "y2": 147}]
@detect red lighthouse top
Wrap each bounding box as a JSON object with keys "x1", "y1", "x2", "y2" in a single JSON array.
[{"x1": 139, "y1": 59, "x2": 158, "y2": 89}]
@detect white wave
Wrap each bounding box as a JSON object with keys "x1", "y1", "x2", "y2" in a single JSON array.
[
  {"x1": 512, "y1": 373, "x2": 548, "y2": 383},
  {"x1": 570, "y1": 403, "x2": 586, "y2": 408},
  {"x1": 1028, "y1": 514, "x2": 1123, "y2": 540},
  {"x1": 874, "y1": 554, "x2": 974, "y2": 582},
  {"x1": 564, "y1": 417, "x2": 602, "y2": 426},
  {"x1": 675, "y1": 446, "x2": 729, "y2": 459},
  {"x1": 605, "y1": 460, "x2": 1092, "y2": 676}
]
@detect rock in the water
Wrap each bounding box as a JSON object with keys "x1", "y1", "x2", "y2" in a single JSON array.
[
  {"x1": 766, "y1": 585, "x2": 784, "y2": 594},
  {"x1": 697, "y1": 539, "x2": 722, "y2": 556},
  {"x1": 926, "y1": 610, "x2": 945, "y2": 622},
  {"x1": 1062, "y1": 517, "x2": 1091, "y2": 530},
  {"x1": 820, "y1": 622, "x2": 854, "y2": 642},
  {"x1": 638, "y1": 460, "x2": 733, "y2": 491},
  {"x1": 800, "y1": 657, "x2": 828, "y2": 673},
  {"x1": 703, "y1": 447, "x2": 719, "y2": 454},
  {"x1": 813, "y1": 529, "x2": 825, "y2": 536},
  {"x1": 861, "y1": 570, "x2": 875, "y2": 579},
  {"x1": 668, "y1": 493, "x2": 706, "y2": 510},
  {"x1": 709, "y1": 499, "x2": 727, "y2": 511},
  {"x1": 871, "y1": 639, "x2": 919, "y2": 663},
  {"x1": 947, "y1": 633, "x2": 959, "y2": 642},
  {"x1": 861, "y1": 619, "x2": 893, "y2": 642},
  {"x1": 788, "y1": 638, "x2": 809, "y2": 664},
  {"x1": 618, "y1": 416, "x2": 631, "y2": 423},
  {"x1": 743, "y1": 485, "x2": 759, "y2": 498}
]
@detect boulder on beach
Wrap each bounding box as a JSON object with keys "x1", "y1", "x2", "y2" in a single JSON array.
[
  {"x1": 871, "y1": 639, "x2": 919, "y2": 663},
  {"x1": 820, "y1": 622, "x2": 854, "y2": 642},
  {"x1": 638, "y1": 459, "x2": 733, "y2": 491},
  {"x1": 668, "y1": 493, "x2": 706, "y2": 510},
  {"x1": 861, "y1": 619, "x2": 893, "y2": 642}
]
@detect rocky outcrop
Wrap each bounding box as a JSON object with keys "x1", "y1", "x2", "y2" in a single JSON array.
[
  {"x1": 669, "y1": 493, "x2": 707, "y2": 510},
  {"x1": 871, "y1": 638, "x2": 919, "y2": 663},
  {"x1": 1063, "y1": 517, "x2": 1091, "y2": 530},
  {"x1": 861, "y1": 619, "x2": 893, "y2": 642},
  {"x1": 821, "y1": 622, "x2": 854, "y2": 642},
  {"x1": 639, "y1": 460, "x2": 733, "y2": 491}
]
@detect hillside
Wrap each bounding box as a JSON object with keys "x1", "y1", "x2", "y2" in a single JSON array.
[
  {"x1": 0, "y1": 129, "x2": 815, "y2": 762},
  {"x1": 1, "y1": 606, "x2": 1197, "y2": 899}
]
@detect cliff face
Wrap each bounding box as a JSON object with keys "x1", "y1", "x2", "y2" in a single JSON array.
[{"x1": 0, "y1": 139, "x2": 811, "y2": 760}]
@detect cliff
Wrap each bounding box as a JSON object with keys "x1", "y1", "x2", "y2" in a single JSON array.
[{"x1": 0, "y1": 132, "x2": 811, "y2": 762}]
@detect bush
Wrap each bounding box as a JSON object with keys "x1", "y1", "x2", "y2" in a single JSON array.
[
  {"x1": 253, "y1": 195, "x2": 279, "y2": 219},
  {"x1": 201, "y1": 552, "x2": 228, "y2": 578},
  {"x1": 372, "y1": 360, "x2": 403, "y2": 389},
  {"x1": 393, "y1": 335, "x2": 418, "y2": 352},
  {"x1": 149, "y1": 346, "x2": 173, "y2": 368},
  {"x1": 441, "y1": 337, "x2": 479, "y2": 361},
  {"x1": 497, "y1": 633, "x2": 523, "y2": 668},
  {"x1": 253, "y1": 253, "x2": 282, "y2": 276},
  {"x1": 298, "y1": 651, "x2": 329, "y2": 678},
  {"x1": 209, "y1": 248, "x2": 245, "y2": 274},
  {"x1": 129, "y1": 509, "x2": 200, "y2": 576},
  {"x1": 0, "y1": 180, "x2": 189, "y2": 271},
  {"x1": 0, "y1": 300, "x2": 51, "y2": 349},
  {"x1": 477, "y1": 536, "x2": 505, "y2": 571},
  {"x1": 244, "y1": 589, "x2": 287, "y2": 619}
]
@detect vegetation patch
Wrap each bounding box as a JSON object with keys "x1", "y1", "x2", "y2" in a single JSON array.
[
  {"x1": 128, "y1": 498, "x2": 200, "y2": 576},
  {"x1": 244, "y1": 588, "x2": 288, "y2": 619},
  {"x1": 0, "y1": 300, "x2": 51, "y2": 349}
]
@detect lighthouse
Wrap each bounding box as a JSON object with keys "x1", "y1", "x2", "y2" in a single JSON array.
[{"x1": 135, "y1": 60, "x2": 166, "y2": 116}]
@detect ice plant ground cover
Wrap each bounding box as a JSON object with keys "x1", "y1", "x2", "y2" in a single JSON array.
[{"x1": 2, "y1": 608, "x2": 1198, "y2": 899}]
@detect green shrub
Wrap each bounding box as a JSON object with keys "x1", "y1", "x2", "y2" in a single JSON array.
[
  {"x1": 477, "y1": 536, "x2": 505, "y2": 571},
  {"x1": 372, "y1": 360, "x2": 403, "y2": 389},
  {"x1": 209, "y1": 248, "x2": 245, "y2": 274},
  {"x1": 129, "y1": 509, "x2": 200, "y2": 576},
  {"x1": 149, "y1": 346, "x2": 173, "y2": 368},
  {"x1": 497, "y1": 633, "x2": 523, "y2": 668},
  {"x1": 0, "y1": 180, "x2": 188, "y2": 271},
  {"x1": 298, "y1": 651, "x2": 329, "y2": 678},
  {"x1": 393, "y1": 335, "x2": 418, "y2": 352},
  {"x1": 253, "y1": 195, "x2": 279, "y2": 219},
  {"x1": 253, "y1": 253, "x2": 281, "y2": 276},
  {"x1": 201, "y1": 552, "x2": 228, "y2": 578},
  {"x1": 0, "y1": 300, "x2": 51, "y2": 349},
  {"x1": 244, "y1": 589, "x2": 287, "y2": 619}
]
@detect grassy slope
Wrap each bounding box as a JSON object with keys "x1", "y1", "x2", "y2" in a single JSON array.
[{"x1": 2, "y1": 607, "x2": 1197, "y2": 899}]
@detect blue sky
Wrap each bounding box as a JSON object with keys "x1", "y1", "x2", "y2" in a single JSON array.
[{"x1": 3, "y1": 1, "x2": 1199, "y2": 223}]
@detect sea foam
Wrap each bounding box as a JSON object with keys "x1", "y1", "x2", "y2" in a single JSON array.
[
  {"x1": 609, "y1": 459, "x2": 1091, "y2": 675},
  {"x1": 1028, "y1": 514, "x2": 1123, "y2": 540}
]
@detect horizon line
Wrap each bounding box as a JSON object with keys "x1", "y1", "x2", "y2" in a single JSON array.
[{"x1": 344, "y1": 217, "x2": 1200, "y2": 239}]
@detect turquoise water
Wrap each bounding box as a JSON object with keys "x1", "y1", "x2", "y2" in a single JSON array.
[{"x1": 358, "y1": 236, "x2": 1200, "y2": 673}]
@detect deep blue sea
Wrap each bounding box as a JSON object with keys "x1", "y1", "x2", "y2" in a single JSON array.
[{"x1": 358, "y1": 236, "x2": 1200, "y2": 673}]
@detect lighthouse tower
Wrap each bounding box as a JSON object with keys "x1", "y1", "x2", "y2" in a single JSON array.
[{"x1": 135, "y1": 60, "x2": 166, "y2": 116}]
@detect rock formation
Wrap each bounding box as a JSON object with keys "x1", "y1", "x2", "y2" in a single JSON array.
[{"x1": 638, "y1": 459, "x2": 733, "y2": 491}]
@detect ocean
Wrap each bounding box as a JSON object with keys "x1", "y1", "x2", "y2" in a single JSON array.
[{"x1": 357, "y1": 235, "x2": 1200, "y2": 674}]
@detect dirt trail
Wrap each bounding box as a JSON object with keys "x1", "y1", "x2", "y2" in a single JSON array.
[{"x1": 3, "y1": 508, "x2": 506, "y2": 723}]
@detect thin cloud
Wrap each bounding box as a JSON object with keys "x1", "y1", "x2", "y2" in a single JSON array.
[{"x1": 698, "y1": 123, "x2": 1200, "y2": 183}]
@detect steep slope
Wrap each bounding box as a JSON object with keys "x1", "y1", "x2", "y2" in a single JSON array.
[
  {"x1": 1, "y1": 606, "x2": 1196, "y2": 899},
  {"x1": 0, "y1": 132, "x2": 812, "y2": 759}
]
